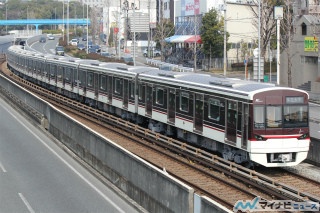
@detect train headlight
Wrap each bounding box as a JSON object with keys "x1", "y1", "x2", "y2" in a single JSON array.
[
  {"x1": 254, "y1": 134, "x2": 265, "y2": 141},
  {"x1": 298, "y1": 133, "x2": 309, "y2": 140}
]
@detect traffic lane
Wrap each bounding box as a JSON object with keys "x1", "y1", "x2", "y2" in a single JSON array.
[
  {"x1": 0, "y1": 35, "x2": 13, "y2": 53},
  {"x1": 0, "y1": 98, "x2": 140, "y2": 213}
]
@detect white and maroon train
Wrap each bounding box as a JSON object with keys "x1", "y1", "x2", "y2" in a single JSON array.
[{"x1": 6, "y1": 45, "x2": 310, "y2": 167}]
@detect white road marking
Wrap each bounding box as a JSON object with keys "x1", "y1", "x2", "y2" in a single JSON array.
[
  {"x1": 2, "y1": 105, "x2": 126, "y2": 213},
  {"x1": 0, "y1": 161, "x2": 7, "y2": 172},
  {"x1": 19, "y1": 193, "x2": 35, "y2": 213}
]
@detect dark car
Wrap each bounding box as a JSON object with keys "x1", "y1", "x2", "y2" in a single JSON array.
[
  {"x1": 39, "y1": 37, "x2": 46, "y2": 43},
  {"x1": 55, "y1": 46, "x2": 65, "y2": 56},
  {"x1": 87, "y1": 48, "x2": 98, "y2": 53},
  {"x1": 77, "y1": 43, "x2": 85, "y2": 50},
  {"x1": 82, "y1": 36, "x2": 87, "y2": 41},
  {"x1": 91, "y1": 45, "x2": 101, "y2": 53}
]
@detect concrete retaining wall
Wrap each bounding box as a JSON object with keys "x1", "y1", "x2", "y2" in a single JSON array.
[{"x1": 0, "y1": 74, "x2": 231, "y2": 213}]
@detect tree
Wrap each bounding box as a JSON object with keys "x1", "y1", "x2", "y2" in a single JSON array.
[
  {"x1": 153, "y1": 18, "x2": 174, "y2": 61},
  {"x1": 279, "y1": 0, "x2": 295, "y2": 87},
  {"x1": 200, "y1": 8, "x2": 227, "y2": 58},
  {"x1": 250, "y1": 0, "x2": 278, "y2": 58}
]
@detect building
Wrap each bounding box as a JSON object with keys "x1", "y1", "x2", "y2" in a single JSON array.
[{"x1": 279, "y1": 0, "x2": 320, "y2": 97}]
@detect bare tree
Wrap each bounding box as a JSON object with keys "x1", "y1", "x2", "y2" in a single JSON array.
[
  {"x1": 153, "y1": 18, "x2": 174, "y2": 61},
  {"x1": 280, "y1": 0, "x2": 295, "y2": 87},
  {"x1": 250, "y1": 0, "x2": 278, "y2": 58}
]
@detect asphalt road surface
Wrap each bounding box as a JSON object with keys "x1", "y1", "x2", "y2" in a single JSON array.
[{"x1": 0, "y1": 97, "x2": 141, "y2": 213}]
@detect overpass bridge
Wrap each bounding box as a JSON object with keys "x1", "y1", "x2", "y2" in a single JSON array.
[{"x1": 0, "y1": 19, "x2": 90, "y2": 32}]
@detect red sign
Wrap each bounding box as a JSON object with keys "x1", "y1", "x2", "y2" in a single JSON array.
[{"x1": 114, "y1": 28, "x2": 119, "y2": 33}]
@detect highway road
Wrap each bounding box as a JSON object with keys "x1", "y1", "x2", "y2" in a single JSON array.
[
  {"x1": 0, "y1": 97, "x2": 141, "y2": 213},
  {"x1": 0, "y1": 35, "x2": 13, "y2": 54}
]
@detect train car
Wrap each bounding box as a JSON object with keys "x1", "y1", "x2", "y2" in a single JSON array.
[
  {"x1": 6, "y1": 45, "x2": 310, "y2": 167},
  {"x1": 137, "y1": 70, "x2": 310, "y2": 167}
]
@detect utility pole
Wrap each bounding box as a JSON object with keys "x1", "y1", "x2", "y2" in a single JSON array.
[
  {"x1": 223, "y1": 0, "x2": 227, "y2": 76},
  {"x1": 147, "y1": 0, "x2": 151, "y2": 58},
  {"x1": 67, "y1": 0, "x2": 69, "y2": 43},
  {"x1": 133, "y1": 0, "x2": 136, "y2": 66},
  {"x1": 258, "y1": 0, "x2": 261, "y2": 82},
  {"x1": 6, "y1": 1, "x2": 8, "y2": 34},
  {"x1": 118, "y1": 0, "x2": 121, "y2": 59},
  {"x1": 63, "y1": 1, "x2": 64, "y2": 41},
  {"x1": 194, "y1": 14, "x2": 197, "y2": 72},
  {"x1": 86, "y1": 3, "x2": 88, "y2": 54}
]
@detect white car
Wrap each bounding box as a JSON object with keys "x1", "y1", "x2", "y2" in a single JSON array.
[
  {"x1": 47, "y1": 34, "x2": 55, "y2": 40},
  {"x1": 143, "y1": 48, "x2": 161, "y2": 57},
  {"x1": 69, "y1": 39, "x2": 78, "y2": 46}
]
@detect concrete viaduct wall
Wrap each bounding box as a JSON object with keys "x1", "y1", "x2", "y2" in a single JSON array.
[{"x1": 0, "y1": 74, "x2": 232, "y2": 213}]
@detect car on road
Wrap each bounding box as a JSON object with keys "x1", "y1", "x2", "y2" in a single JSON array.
[
  {"x1": 77, "y1": 43, "x2": 85, "y2": 50},
  {"x1": 82, "y1": 36, "x2": 87, "y2": 41},
  {"x1": 55, "y1": 46, "x2": 65, "y2": 56},
  {"x1": 87, "y1": 47, "x2": 98, "y2": 53},
  {"x1": 100, "y1": 52, "x2": 114, "y2": 58},
  {"x1": 121, "y1": 55, "x2": 134, "y2": 64},
  {"x1": 39, "y1": 37, "x2": 46, "y2": 43},
  {"x1": 47, "y1": 34, "x2": 55, "y2": 40},
  {"x1": 69, "y1": 38, "x2": 78, "y2": 46},
  {"x1": 143, "y1": 48, "x2": 161, "y2": 57},
  {"x1": 91, "y1": 45, "x2": 101, "y2": 53}
]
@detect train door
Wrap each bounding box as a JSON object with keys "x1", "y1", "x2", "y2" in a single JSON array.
[
  {"x1": 107, "y1": 75, "x2": 112, "y2": 103},
  {"x1": 237, "y1": 103, "x2": 243, "y2": 144},
  {"x1": 168, "y1": 88, "x2": 176, "y2": 123},
  {"x1": 94, "y1": 73, "x2": 99, "y2": 98},
  {"x1": 241, "y1": 103, "x2": 249, "y2": 149},
  {"x1": 146, "y1": 84, "x2": 153, "y2": 116},
  {"x1": 123, "y1": 79, "x2": 128, "y2": 109},
  {"x1": 226, "y1": 100, "x2": 237, "y2": 143},
  {"x1": 194, "y1": 93, "x2": 204, "y2": 132}
]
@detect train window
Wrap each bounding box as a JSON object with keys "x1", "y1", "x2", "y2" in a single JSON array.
[
  {"x1": 266, "y1": 105, "x2": 282, "y2": 128},
  {"x1": 45, "y1": 64, "x2": 50, "y2": 77},
  {"x1": 156, "y1": 87, "x2": 164, "y2": 105},
  {"x1": 254, "y1": 106, "x2": 265, "y2": 129},
  {"x1": 65, "y1": 68, "x2": 71, "y2": 82},
  {"x1": 87, "y1": 72, "x2": 93, "y2": 87},
  {"x1": 79, "y1": 70, "x2": 86, "y2": 86},
  {"x1": 50, "y1": 65, "x2": 57, "y2": 77},
  {"x1": 283, "y1": 105, "x2": 308, "y2": 127},
  {"x1": 129, "y1": 82, "x2": 135, "y2": 98},
  {"x1": 180, "y1": 91, "x2": 189, "y2": 112},
  {"x1": 208, "y1": 98, "x2": 220, "y2": 121},
  {"x1": 73, "y1": 69, "x2": 78, "y2": 84},
  {"x1": 100, "y1": 75, "x2": 107, "y2": 90},
  {"x1": 114, "y1": 78, "x2": 122, "y2": 94},
  {"x1": 57, "y1": 66, "x2": 63, "y2": 81},
  {"x1": 139, "y1": 84, "x2": 145, "y2": 101}
]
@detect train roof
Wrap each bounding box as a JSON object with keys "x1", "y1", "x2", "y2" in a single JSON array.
[{"x1": 138, "y1": 70, "x2": 307, "y2": 98}]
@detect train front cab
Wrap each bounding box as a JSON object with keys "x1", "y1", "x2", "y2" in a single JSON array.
[{"x1": 249, "y1": 90, "x2": 310, "y2": 167}]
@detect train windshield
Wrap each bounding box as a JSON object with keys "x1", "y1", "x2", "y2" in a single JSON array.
[
  {"x1": 283, "y1": 105, "x2": 308, "y2": 128},
  {"x1": 254, "y1": 105, "x2": 308, "y2": 129}
]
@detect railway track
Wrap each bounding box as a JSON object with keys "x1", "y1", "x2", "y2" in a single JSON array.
[{"x1": 1, "y1": 61, "x2": 320, "y2": 211}]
